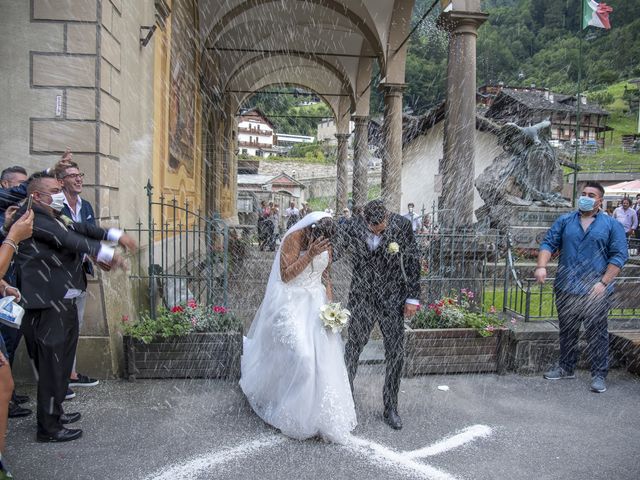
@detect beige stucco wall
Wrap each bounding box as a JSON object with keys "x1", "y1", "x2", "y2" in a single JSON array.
[{"x1": 401, "y1": 121, "x2": 503, "y2": 220}]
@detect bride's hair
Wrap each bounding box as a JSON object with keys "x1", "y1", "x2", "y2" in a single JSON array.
[{"x1": 310, "y1": 217, "x2": 336, "y2": 241}]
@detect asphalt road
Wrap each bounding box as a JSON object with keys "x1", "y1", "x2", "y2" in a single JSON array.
[{"x1": 7, "y1": 366, "x2": 640, "y2": 480}]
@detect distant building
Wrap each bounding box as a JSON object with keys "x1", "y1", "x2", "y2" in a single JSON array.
[
  {"x1": 401, "y1": 103, "x2": 503, "y2": 219},
  {"x1": 236, "y1": 172, "x2": 307, "y2": 225},
  {"x1": 275, "y1": 133, "x2": 315, "y2": 146},
  {"x1": 481, "y1": 85, "x2": 612, "y2": 148},
  {"x1": 237, "y1": 108, "x2": 276, "y2": 157},
  {"x1": 317, "y1": 118, "x2": 355, "y2": 145}
]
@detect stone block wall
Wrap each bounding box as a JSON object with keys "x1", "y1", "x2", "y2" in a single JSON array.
[{"x1": 3, "y1": 0, "x2": 155, "y2": 380}]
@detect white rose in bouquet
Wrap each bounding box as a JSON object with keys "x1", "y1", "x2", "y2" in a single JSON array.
[{"x1": 319, "y1": 302, "x2": 351, "y2": 333}]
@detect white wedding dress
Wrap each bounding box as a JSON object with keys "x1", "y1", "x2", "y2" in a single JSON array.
[{"x1": 240, "y1": 213, "x2": 357, "y2": 443}]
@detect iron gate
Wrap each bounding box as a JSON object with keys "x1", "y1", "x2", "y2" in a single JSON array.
[{"x1": 127, "y1": 181, "x2": 228, "y2": 318}]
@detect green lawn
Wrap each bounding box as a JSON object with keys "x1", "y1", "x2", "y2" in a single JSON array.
[
  {"x1": 481, "y1": 284, "x2": 638, "y2": 320},
  {"x1": 575, "y1": 81, "x2": 640, "y2": 172}
]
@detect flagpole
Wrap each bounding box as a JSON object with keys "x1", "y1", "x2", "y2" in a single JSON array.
[{"x1": 572, "y1": 2, "x2": 585, "y2": 208}]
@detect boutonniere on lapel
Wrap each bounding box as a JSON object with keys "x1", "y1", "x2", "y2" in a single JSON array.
[
  {"x1": 387, "y1": 241, "x2": 407, "y2": 282},
  {"x1": 59, "y1": 214, "x2": 74, "y2": 227}
]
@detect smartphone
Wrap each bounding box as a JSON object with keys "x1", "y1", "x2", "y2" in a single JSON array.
[{"x1": 26, "y1": 194, "x2": 33, "y2": 210}]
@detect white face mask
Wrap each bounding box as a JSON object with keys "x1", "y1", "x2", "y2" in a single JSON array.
[{"x1": 49, "y1": 192, "x2": 66, "y2": 212}]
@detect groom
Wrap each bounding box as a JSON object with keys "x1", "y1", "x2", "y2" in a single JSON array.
[{"x1": 341, "y1": 199, "x2": 421, "y2": 430}]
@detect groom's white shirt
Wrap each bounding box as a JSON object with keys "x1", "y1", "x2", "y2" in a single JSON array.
[{"x1": 366, "y1": 232, "x2": 419, "y2": 306}]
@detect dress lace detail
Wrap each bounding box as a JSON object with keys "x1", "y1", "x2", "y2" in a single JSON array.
[{"x1": 240, "y1": 250, "x2": 356, "y2": 443}]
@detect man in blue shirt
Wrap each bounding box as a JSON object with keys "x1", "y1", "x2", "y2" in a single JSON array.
[{"x1": 535, "y1": 181, "x2": 628, "y2": 393}]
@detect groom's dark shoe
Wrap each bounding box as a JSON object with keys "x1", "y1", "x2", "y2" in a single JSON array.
[{"x1": 383, "y1": 408, "x2": 403, "y2": 430}]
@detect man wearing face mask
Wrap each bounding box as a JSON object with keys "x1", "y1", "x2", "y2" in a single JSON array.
[
  {"x1": 403, "y1": 203, "x2": 422, "y2": 233},
  {"x1": 12, "y1": 172, "x2": 136, "y2": 442},
  {"x1": 535, "y1": 181, "x2": 628, "y2": 394}
]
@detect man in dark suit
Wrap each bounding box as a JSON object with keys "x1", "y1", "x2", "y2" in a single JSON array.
[
  {"x1": 56, "y1": 158, "x2": 100, "y2": 389},
  {"x1": 340, "y1": 199, "x2": 421, "y2": 430},
  {"x1": 14, "y1": 173, "x2": 135, "y2": 442}
]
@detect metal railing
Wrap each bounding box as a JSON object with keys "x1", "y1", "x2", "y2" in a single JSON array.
[
  {"x1": 126, "y1": 181, "x2": 229, "y2": 319},
  {"x1": 417, "y1": 222, "x2": 640, "y2": 322},
  {"x1": 502, "y1": 234, "x2": 640, "y2": 321},
  {"x1": 416, "y1": 227, "x2": 505, "y2": 311}
]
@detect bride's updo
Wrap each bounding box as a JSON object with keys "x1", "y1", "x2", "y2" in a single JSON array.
[{"x1": 310, "y1": 217, "x2": 336, "y2": 241}]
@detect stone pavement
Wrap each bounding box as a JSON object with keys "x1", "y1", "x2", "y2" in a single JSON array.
[{"x1": 6, "y1": 365, "x2": 640, "y2": 480}]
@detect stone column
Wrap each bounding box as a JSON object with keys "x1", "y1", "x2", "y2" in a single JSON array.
[
  {"x1": 335, "y1": 133, "x2": 351, "y2": 212},
  {"x1": 380, "y1": 83, "x2": 405, "y2": 213},
  {"x1": 437, "y1": 8, "x2": 488, "y2": 228},
  {"x1": 351, "y1": 116, "x2": 369, "y2": 208}
]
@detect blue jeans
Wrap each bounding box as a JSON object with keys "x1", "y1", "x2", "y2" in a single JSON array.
[{"x1": 555, "y1": 291, "x2": 610, "y2": 378}]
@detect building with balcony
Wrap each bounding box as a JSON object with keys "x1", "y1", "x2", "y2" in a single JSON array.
[
  {"x1": 482, "y1": 85, "x2": 612, "y2": 148},
  {"x1": 237, "y1": 108, "x2": 276, "y2": 157}
]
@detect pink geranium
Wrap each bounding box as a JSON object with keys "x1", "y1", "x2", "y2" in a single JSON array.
[
  {"x1": 213, "y1": 306, "x2": 227, "y2": 314},
  {"x1": 121, "y1": 315, "x2": 129, "y2": 323},
  {"x1": 171, "y1": 305, "x2": 184, "y2": 313},
  {"x1": 187, "y1": 299, "x2": 197, "y2": 309}
]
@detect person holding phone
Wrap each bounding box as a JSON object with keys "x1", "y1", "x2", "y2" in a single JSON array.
[
  {"x1": 0, "y1": 208, "x2": 33, "y2": 478},
  {"x1": 13, "y1": 172, "x2": 136, "y2": 443}
]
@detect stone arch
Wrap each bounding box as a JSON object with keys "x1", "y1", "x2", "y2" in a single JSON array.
[
  {"x1": 223, "y1": 51, "x2": 356, "y2": 111},
  {"x1": 201, "y1": 0, "x2": 386, "y2": 71}
]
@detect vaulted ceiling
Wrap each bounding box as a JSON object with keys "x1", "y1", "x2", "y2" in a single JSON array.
[{"x1": 199, "y1": 0, "x2": 415, "y2": 122}]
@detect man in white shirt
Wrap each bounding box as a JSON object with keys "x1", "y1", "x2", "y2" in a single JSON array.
[
  {"x1": 56, "y1": 156, "x2": 100, "y2": 391},
  {"x1": 285, "y1": 201, "x2": 299, "y2": 229},
  {"x1": 613, "y1": 197, "x2": 638, "y2": 238},
  {"x1": 403, "y1": 203, "x2": 422, "y2": 233}
]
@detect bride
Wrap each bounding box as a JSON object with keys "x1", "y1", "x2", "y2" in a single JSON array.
[{"x1": 240, "y1": 211, "x2": 356, "y2": 443}]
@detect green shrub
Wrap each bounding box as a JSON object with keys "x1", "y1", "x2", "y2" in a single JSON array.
[{"x1": 121, "y1": 302, "x2": 241, "y2": 343}]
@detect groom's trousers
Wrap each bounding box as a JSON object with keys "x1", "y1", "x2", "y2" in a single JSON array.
[{"x1": 345, "y1": 299, "x2": 404, "y2": 411}]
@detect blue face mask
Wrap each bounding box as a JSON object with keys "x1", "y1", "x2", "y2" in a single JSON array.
[{"x1": 578, "y1": 195, "x2": 596, "y2": 212}]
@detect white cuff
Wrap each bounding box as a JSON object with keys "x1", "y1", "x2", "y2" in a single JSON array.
[
  {"x1": 97, "y1": 245, "x2": 115, "y2": 263},
  {"x1": 107, "y1": 228, "x2": 123, "y2": 243},
  {"x1": 405, "y1": 298, "x2": 420, "y2": 305}
]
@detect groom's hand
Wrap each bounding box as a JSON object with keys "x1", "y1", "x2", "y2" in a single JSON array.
[{"x1": 404, "y1": 303, "x2": 418, "y2": 318}]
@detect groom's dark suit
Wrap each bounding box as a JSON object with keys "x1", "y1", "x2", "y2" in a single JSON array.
[{"x1": 340, "y1": 213, "x2": 421, "y2": 412}]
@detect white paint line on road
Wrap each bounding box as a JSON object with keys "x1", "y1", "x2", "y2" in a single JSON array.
[
  {"x1": 145, "y1": 435, "x2": 286, "y2": 480},
  {"x1": 404, "y1": 425, "x2": 493, "y2": 459},
  {"x1": 344, "y1": 436, "x2": 460, "y2": 480}
]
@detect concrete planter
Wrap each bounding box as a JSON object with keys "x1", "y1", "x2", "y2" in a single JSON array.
[
  {"x1": 124, "y1": 332, "x2": 242, "y2": 380},
  {"x1": 403, "y1": 327, "x2": 507, "y2": 377}
]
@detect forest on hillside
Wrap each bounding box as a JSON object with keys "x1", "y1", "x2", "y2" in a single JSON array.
[{"x1": 246, "y1": 0, "x2": 640, "y2": 133}]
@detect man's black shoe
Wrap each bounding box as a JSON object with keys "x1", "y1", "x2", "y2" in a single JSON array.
[
  {"x1": 36, "y1": 428, "x2": 82, "y2": 443},
  {"x1": 60, "y1": 412, "x2": 81, "y2": 424},
  {"x1": 383, "y1": 409, "x2": 403, "y2": 430},
  {"x1": 8, "y1": 402, "x2": 32, "y2": 418},
  {"x1": 13, "y1": 394, "x2": 30, "y2": 404}
]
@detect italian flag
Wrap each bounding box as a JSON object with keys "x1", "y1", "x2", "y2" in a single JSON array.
[{"x1": 582, "y1": 0, "x2": 613, "y2": 29}]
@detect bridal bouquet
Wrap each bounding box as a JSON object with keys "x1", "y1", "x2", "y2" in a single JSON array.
[{"x1": 319, "y1": 302, "x2": 351, "y2": 333}]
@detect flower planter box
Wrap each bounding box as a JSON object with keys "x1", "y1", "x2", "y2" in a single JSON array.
[
  {"x1": 124, "y1": 332, "x2": 242, "y2": 380},
  {"x1": 403, "y1": 328, "x2": 507, "y2": 377}
]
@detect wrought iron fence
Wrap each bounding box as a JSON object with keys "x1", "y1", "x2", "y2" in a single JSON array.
[
  {"x1": 502, "y1": 234, "x2": 640, "y2": 321},
  {"x1": 417, "y1": 221, "x2": 640, "y2": 322},
  {"x1": 126, "y1": 181, "x2": 228, "y2": 319},
  {"x1": 416, "y1": 227, "x2": 505, "y2": 311}
]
